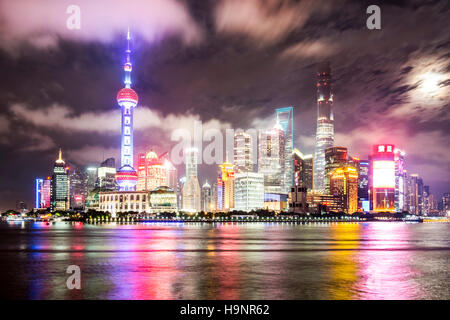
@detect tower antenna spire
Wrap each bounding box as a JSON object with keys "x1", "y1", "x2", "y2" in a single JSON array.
[
  {"x1": 124, "y1": 28, "x2": 132, "y2": 88},
  {"x1": 56, "y1": 148, "x2": 64, "y2": 164}
]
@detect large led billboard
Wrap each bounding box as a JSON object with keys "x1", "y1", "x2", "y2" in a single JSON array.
[{"x1": 372, "y1": 160, "x2": 395, "y2": 188}]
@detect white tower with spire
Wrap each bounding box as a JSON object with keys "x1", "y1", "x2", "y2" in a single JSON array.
[{"x1": 115, "y1": 29, "x2": 139, "y2": 191}]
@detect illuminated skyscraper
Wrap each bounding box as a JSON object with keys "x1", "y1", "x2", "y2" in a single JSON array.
[
  {"x1": 182, "y1": 148, "x2": 201, "y2": 212},
  {"x1": 86, "y1": 167, "x2": 98, "y2": 194},
  {"x1": 408, "y1": 174, "x2": 424, "y2": 215},
  {"x1": 42, "y1": 177, "x2": 51, "y2": 209},
  {"x1": 330, "y1": 166, "x2": 358, "y2": 214},
  {"x1": 185, "y1": 147, "x2": 198, "y2": 179},
  {"x1": 97, "y1": 158, "x2": 117, "y2": 190},
  {"x1": 115, "y1": 29, "x2": 138, "y2": 191},
  {"x1": 51, "y1": 149, "x2": 69, "y2": 211},
  {"x1": 258, "y1": 123, "x2": 285, "y2": 194},
  {"x1": 35, "y1": 178, "x2": 43, "y2": 209},
  {"x1": 233, "y1": 130, "x2": 254, "y2": 173},
  {"x1": 137, "y1": 151, "x2": 168, "y2": 191},
  {"x1": 217, "y1": 161, "x2": 235, "y2": 211},
  {"x1": 276, "y1": 106, "x2": 294, "y2": 193},
  {"x1": 369, "y1": 144, "x2": 396, "y2": 212},
  {"x1": 293, "y1": 149, "x2": 303, "y2": 187},
  {"x1": 302, "y1": 154, "x2": 314, "y2": 191},
  {"x1": 292, "y1": 149, "x2": 313, "y2": 191},
  {"x1": 201, "y1": 181, "x2": 213, "y2": 212},
  {"x1": 357, "y1": 160, "x2": 370, "y2": 211},
  {"x1": 70, "y1": 166, "x2": 87, "y2": 209},
  {"x1": 438, "y1": 193, "x2": 449, "y2": 215},
  {"x1": 394, "y1": 148, "x2": 406, "y2": 212},
  {"x1": 164, "y1": 159, "x2": 178, "y2": 191},
  {"x1": 423, "y1": 185, "x2": 431, "y2": 216},
  {"x1": 313, "y1": 62, "x2": 334, "y2": 193},
  {"x1": 324, "y1": 146, "x2": 347, "y2": 194}
]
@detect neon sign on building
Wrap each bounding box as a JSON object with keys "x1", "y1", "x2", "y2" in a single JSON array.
[{"x1": 370, "y1": 144, "x2": 396, "y2": 212}]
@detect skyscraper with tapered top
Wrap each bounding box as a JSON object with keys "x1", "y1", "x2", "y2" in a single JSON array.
[
  {"x1": 115, "y1": 29, "x2": 138, "y2": 191},
  {"x1": 51, "y1": 149, "x2": 69, "y2": 211},
  {"x1": 313, "y1": 62, "x2": 334, "y2": 193}
]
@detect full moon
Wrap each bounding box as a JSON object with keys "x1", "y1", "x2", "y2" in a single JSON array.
[{"x1": 420, "y1": 72, "x2": 445, "y2": 95}]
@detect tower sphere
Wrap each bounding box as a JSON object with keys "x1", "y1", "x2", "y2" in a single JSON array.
[{"x1": 117, "y1": 87, "x2": 138, "y2": 105}]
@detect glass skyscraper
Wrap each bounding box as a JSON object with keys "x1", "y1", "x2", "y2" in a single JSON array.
[
  {"x1": 258, "y1": 123, "x2": 285, "y2": 194},
  {"x1": 275, "y1": 107, "x2": 294, "y2": 193},
  {"x1": 313, "y1": 62, "x2": 334, "y2": 193}
]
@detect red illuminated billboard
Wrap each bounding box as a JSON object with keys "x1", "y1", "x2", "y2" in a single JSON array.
[{"x1": 372, "y1": 160, "x2": 395, "y2": 188}]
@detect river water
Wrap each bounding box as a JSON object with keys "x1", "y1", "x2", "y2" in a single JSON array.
[{"x1": 0, "y1": 221, "x2": 449, "y2": 300}]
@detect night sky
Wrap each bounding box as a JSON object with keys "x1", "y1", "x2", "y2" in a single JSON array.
[{"x1": 0, "y1": 0, "x2": 449, "y2": 211}]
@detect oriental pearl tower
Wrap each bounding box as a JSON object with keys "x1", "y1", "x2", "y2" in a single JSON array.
[{"x1": 115, "y1": 29, "x2": 138, "y2": 191}]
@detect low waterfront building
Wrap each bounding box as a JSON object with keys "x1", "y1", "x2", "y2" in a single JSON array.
[
  {"x1": 99, "y1": 191, "x2": 149, "y2": 216},
  {"x1": 149, "y1": 186, "x2": 177, "y2": 213},
  {"x1": 263, "y1": 193, "x2": 288, "y2": 212},
  {"x1": 98, "y1": 186, "x2": 177, "y2": 217},
  {"x1": 289, "y1": 186, "x2": 308, "y2": 214}
]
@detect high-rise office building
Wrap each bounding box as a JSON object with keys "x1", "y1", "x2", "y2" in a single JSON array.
[
  {"x1": 164, "y1": 159, "x2": 178, "y2": 191},
  {"x1": 115, "y1": 29, "x2": 138, "y2": 191},
  {"x1": 234, "y1": 130, "x2": 254, "y2": 173},
  {"x1": 185, "y1": 147, "x2": 198, "y2": 179},
  {"x1": 438, "y1": 193, "x2": 449, "y2": 215},
  {"x1": 258, "y1": 123, "x2": 285, "y2": 194},
  {"x1": 369, "y1": 144, "x2": 396, "y2": 213},
  {"x1": 42, "y1": 177, "x2": 51, "y2": 209},
  {"x1": 276, "y1": 107, "x2": 294, "y2": 193},
  {"x1": 86, "y1": 167, "x2": 98, "y2": 194},
  {"x1": 182, "y1": 178, "x2": 201, "y2": 213},
  {"x1": 97, "y1": 158, "x2": 117, "y2": 190},
  {"x1": 330, "y1": 166, "x2": 358, "y2": 214},
  {"x1": 201, "y1": 181, "x2": 213, "y2": 212},
  {"x1": 357, "y1": 160, "x2": 370, "y2": 211},
  {"x1": 408, "y1": 174, "x2": 424, "y2": 215},
  {"x1": 394, "y1": 148, "x2": 406, "y2": 212},
  {"x1": 70, "y1": 166, "x2": 87, "y2": 209},
  {"x1": 35, "y1": 178, "x2": 43, "y2": 209},
  {"x1": 324, "y1": 146, "x2": 347, "y2": 194},
  {"x1": 182, "y1": 148, "x2": 201, "y2": 212},
  {"x1": 234, "y1": 172, "x2": 264, "y2": 212},
  {"x1": 293, "y1": 149, "x2": 303, "y2": 187},
  {"x1": 137, "y1": 151, "x2": 168, "y2": 191},
  {"x1": 292, "y1": 148, "x2": 313, "y2": 191},
  {"x1": 313, "y1": 62, "x2": 334, "y2": 193},
  {"x1": 51, "y1": 149, "x2": 69, "y2": 211},
  {"x1": 217, "y1": 161, "x2": 235, "y2": 211},
  {"x1": 302, "y1": 154, "x2": 314, "y2": 191},
  {"x1": 212, "y1": 180, "x2": 218, "y2": 212},
  {"x1": 423, "y1": 185, "x2": 431, "y2": 216}
]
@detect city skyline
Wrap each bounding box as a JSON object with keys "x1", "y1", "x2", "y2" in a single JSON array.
[{"x1": 0, "y1": 1, "x2": 449, "y2": 210}]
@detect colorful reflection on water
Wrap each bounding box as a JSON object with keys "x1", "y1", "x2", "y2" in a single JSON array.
[{"x1": 0, "y1": 221, "x2": 449, "y2": 299}]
